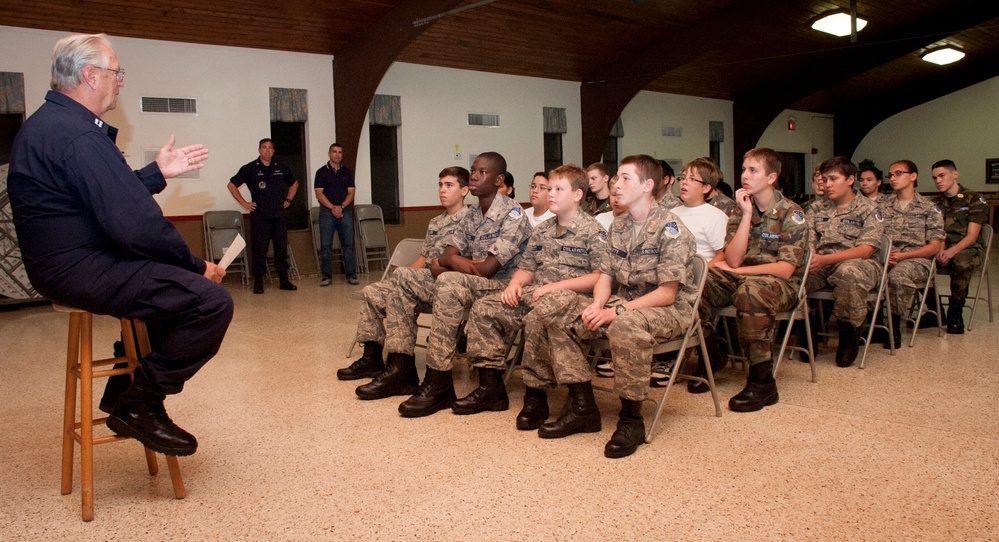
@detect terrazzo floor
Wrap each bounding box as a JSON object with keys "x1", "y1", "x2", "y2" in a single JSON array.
[{"x1": 1, "y1": 263, "x2": 998, "y2": 540}]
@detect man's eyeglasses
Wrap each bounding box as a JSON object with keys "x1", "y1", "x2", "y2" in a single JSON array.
[
  {"x1": 677, "y1": 175, "x2": 705, "y2": 184},
  {"x1": 93, "y1": 65, "x2": 125, "y2": 82},
  {"x1": 529, "y1": 183, "x2": 549, "y2": 191},
  {"x1": 887, "y1": 170, "x2": 911, "y2": 178}
]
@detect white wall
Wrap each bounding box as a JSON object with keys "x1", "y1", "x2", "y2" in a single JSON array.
[
  {"x1": 0, "y1": 25, "x2": 335, "y2": 216},
  {"x1": 369, "y1": 62, "x2": 582, "y2": 207},
  {"x1": 852, "y1": 76, "x2": 999, "y2": 191},
  {"x1": 618, "y1": 90, "x2": 735, "y2": 183},
  {"x1": 758, "y1": 109, "x2": 835, "y2": 193}
]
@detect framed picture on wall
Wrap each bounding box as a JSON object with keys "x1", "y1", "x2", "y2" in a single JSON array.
[{"x1": 987, "y1": 158, "x2": 999, "y2": 184}]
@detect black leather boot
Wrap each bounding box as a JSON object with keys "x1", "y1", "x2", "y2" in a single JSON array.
[
  {"x1": 398, "y1": 368, "x2": 456, "y2": 417},
  {"x1": 911, "y1": 288, "x2": 939, "y2": 328},
  {"x1": 604, "y1": 398, "x2": 645, "y2": 458},
  {"x1": 452, "y1": 368, "x2": 509, "y2": 415},
  {"x1": 883, "y1": 314, "x2": 902, "y2": 350},
  {"x1": 539, "y1": 382, "x2": 601, "y2": 438},
  {"x1": 516, "y1": 387, "x2": 549, "y2": 430},
  {"x1": 106, "y1": 368, "x2": 197, "y2": 456},
  {"x1": 868, "y1": 310, "x2": 888, "y2": 345},
  {"x1": 278, "y1": 271, "x2": 297, "y2": 291},
  {"x1": 337, "y1": 342, "x2": 385, "y2": 380},
  {"x1": 835, "y1": 321, "x2": 860, "y2": 367},
  {"x1": 355, "y1": 352, "x2": 418, "y2": 400},
  {"x1": 728, "y1": 360, "x2": 778, "y2": 412},
  {"x1": 688, "y1": 335, "x2": 726, "y2": 394},
  {"x1": 947, "y1": 300, "x2": 965, "y2": 334},
  {"x1": 253, "y1": 275, "x2": 264, "y2": 294}
]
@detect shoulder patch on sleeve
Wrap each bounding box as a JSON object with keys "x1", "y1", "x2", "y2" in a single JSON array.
[
  {"x1": 791, "y1": 210, "x2": 805, "y2": 224},
  {"x1": 664, "y1": 221, "x2": 680, "y2": 238},
  {"x1": 509, "y1": 207, "x2": 522, "y2": 218},
  {"x1": 598, "y1": 230, "x2": 607, "y2": 242}
]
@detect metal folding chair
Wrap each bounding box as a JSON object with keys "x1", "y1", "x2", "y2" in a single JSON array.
[
  {"x1": 355, "y1": 204, "x2": 390, "y2": 274},
  {"x1": 904, "y1": 258, "x2": 943, "y2": 347},
  {"x1": 936, "y1": 223, "x2": 993, "y2": 331},
  {"x1": 583, "y1": 255, "x2": 721, "y2": 444},
  {"x1": 203, "y1": 210, "x2": 249, "y2": 284}
]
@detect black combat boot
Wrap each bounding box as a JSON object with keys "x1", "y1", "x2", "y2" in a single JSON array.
[
  {"x1": 337, "y1": 342, "x2": 385, "y2": 380},
  {"x1": 516, "y1": 387, "x2": 549, "y2": 430},
  {"x1": 947, "y1": 300, "x2": 965, "y2": 334},
  {"x1": 688, "y1": 335, "x2": 727, "y2": 394},
  {"x1": 910, "y1": 288, "x2": 939, "y2": 328},
  {"x1": 452, "y1": 368, "x2": 509, "y2": 415},
  {"x1": 106, "y1": 368, "x2": 198, "y2": 456},
  {"x1": 604, "y1": 398, "x2": 645, "y2": 458},
  {"x1": 539, "y1": 382, "x2": 601, "y2": 439},
  {"x1": 884, "y1": 314, "x2": 902, "y2": 350},
  {"x1": 728, "y1": 360, "x2": 778, "y2": 412},
  {"x1": 253, "y1": 275, "x2": 264, "y2": 294},
  {"x1": 835, "y1": 321, "x2": 860, "y2": 367},
  {"x1": 278, "y1": 271, "x2": 298, "y2": 291},
  {"x1": 398, "y1": 368, "x2": 456, "y2": 417},
  {"x1": 355, "y1": 352, "x2": 418, "y2": 400},
  {"x1": 868, "y1": 310, "x2": 888, "y2": 345}
]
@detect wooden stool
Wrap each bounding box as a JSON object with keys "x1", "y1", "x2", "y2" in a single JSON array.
[{"x1": 56, "y1": 306, "x2": 186, "y2": 521}]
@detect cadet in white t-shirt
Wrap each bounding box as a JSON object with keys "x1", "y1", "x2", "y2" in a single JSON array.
[{"x1": 672, "y1": 158, "x2": 728, "y2": 259}]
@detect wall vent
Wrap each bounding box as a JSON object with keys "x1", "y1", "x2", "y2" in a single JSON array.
[
  {"x1": 141, "y1": 96, "x2": 198, "y2": 115},
  {"x1": 662, "y1": 126, "x2": 682, "y2": 137},
  {"x1": 468, "y1": 113, "x2": 500, "y2": 127}
]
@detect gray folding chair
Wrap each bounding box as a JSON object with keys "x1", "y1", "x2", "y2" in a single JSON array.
[
  {"x1": 583, "y1": 255, "x2": 721, "y2": 444},
  {"x1": 203, "y1": 210, "x2": 249, "y2": 285},
  {"x1": 808, "y1": 234, "x2": 893, "y2": 369},
  {"x1": 713, "y1": 247, "x2": 816, "y2": 382},
  {"x1": 355, "y1": 204, "x2": 390, "y2": 274},
  {"x1": 936, "y1": 223, "x2": 993, "y2": 331},
  {"x1": 904, "y1": 258, "x2": 943, "y2": 347},
  {"x1": 311, "y1": 206, "x2": 343, "y2": 276}
]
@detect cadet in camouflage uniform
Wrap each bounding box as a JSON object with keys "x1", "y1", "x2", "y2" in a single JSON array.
[
  {"x1": 459, "y1": 165, "x2": 605, "y2": 426},
  {"x1": 337, "y1": 167, "x2": 469, "y2": 381},
  {"x1": 806, "y1": 156, "x2": 883, "y2": 367},
  {"x1": 534, "y1": 155, "x2": 696, "y2": 459},
  {"x1": 354, "y1": 153, "x2": 527, "y2": 405},
  {"x1": 931, "y1": 159, "x2": 988, "y2": 333},
  {"x1": 860, "y1": 166, "x2": 891, "y2": 206},
  {"x1": 879, "y1": 160, "x2": 944, "y2": 347},
  {"x1": 584, "y1": 162, "x2": 613, "y2": 216},
  {"x1": 656, "y1": 160, "x2": 681, "y2": 209},
  {"x1": 800, "y1": 167, "x2": 827, "y2": 214},
  {"x1": 389, "y1": 153, "x2": 532, "y2": 418},
  {"x1": 708, "y1": 189, "x2": 738, "y2": 217},
  {"x1": 696, "y1": 148, "x2": 807, "y2": 413}
]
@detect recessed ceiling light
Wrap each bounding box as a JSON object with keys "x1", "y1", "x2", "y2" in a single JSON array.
[
  {"x1": 811, "y1": 11, "x2": 867, "y2": 37},
  {"x1": 922, "y1": 47, "x2": 965, "y2": 66}
]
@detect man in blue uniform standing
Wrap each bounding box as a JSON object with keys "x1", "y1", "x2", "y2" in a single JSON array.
[
  {"x1": 228, "y1": 139, "x2": 299, "y2": 294},
  {"x1": 314, "y1": 142, "x2": 358, "y2": 286},
  {"x1": 8, "y1": 33, "x2": 233, "y2": 457}
]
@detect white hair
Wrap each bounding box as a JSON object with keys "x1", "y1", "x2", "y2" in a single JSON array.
[{"x1": 50, "y1": 33, "x2": 113, "y2": 91}]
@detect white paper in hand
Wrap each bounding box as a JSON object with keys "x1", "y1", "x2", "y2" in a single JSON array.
[{"x1": 218, "y1": 234, "x2": 246, "y2": 271}]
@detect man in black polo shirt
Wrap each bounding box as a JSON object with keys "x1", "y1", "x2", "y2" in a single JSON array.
[
  {"x1": 228, "y1": 138, "x2": 299, "y2": 293},
  {"x1": 314, "y1": 143, "x2": 358, "y2": 286}
]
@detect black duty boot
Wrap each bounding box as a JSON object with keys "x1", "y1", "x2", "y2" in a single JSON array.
[
  {"x1": 516, "y1": 387, "x2": 549, "y2": 430},
  {"x1": 355, "y1": 352, "x2": 418, "y2": 400},
  {"x1": 604, "y1": 398, "x2": 645, "y2": 458},
  {"x1": 868, "y1": 310, "x2": 888, "y2": 345},
  {"x1": 884, "y1": 314, "x2": 902, "y2": 350},
  {"x1": 947, "y1": 300, "x2": 965, "y2": 334},
  {"x1": 835, "y1": 321, "x2": 861, "y2": 367},
  {"x1": 106, "y1": 368, "x2": 198, "y2": 456},
  {"x1": 253, "y1": 275, "x2": 264, "y2": 294},
  {"x1": 539, "y1": 382, "x2": 601, "y2": 439},
  {"x1": 278, "y1": 272, "x2": 298, "y2": 291},
  {"x1": 910, "y1": 288, "x2": 939, "y2": 328},
  {"x1": 337, "y1": 342, "x2": 385, "y2": 380},
  {"x1": 398, "y1": 368, "x2": 456, "y2": 417},
  {"x1": 688, "y1": 333, "x2": 726, "y2": 394},
  {"x1": 452, "y1": 368, "x2": 509, "y2": 415},
  {"x1": 728, "y1": 360, "x2": 778, "y2": 412}
]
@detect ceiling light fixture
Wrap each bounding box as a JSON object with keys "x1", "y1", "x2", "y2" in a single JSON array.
[
  {"x1": 810, "y1": 10, "x2": 867, "y2": 37},
  {"x1": 922, "y1": 46, "x2": 965, "y2": 66}
]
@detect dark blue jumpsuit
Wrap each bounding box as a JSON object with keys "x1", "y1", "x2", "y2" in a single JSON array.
[
  {"x1": 229, "y1": 159, "x2": 296, "y2": 277},
  {"x1": 8, "y1": 90, "x2": 233, "y2": 395}
]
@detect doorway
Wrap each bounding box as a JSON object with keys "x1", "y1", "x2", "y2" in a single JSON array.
[
  {"x1": 270, "y1": 121, "x2": 308, "y2": 230},
  {"x1": 778, "y1": 151, "x2": 806, "y2": 201},
  {"x1": 369, "y1": 124, "x2": 400, "y2": 224}
]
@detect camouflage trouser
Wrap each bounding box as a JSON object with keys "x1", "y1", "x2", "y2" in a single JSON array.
[
  {"x1": 465, "y1": 286, "x2": 550, "y2": 370},
  {"x1": 356, "y1": 279, "x2": 432, "y2": 345},
  {"x1": 426, "y1": 272, "x2": 506, "y2": 371},
  {"x1": 518, "y1": 289, "x2": 596, "y2": 389},
  {"x1": 939, "y1": 246, "x2": 981, "y2": 302},
  {"x1": 383, "y1": 267, "x2": 436, "y2": 356},
  {"x1": 805, "y1": 258, "x2": 880, "y2": 327},
  {"x1": 524, "y1": 289, "x2": 689, "y2": 401},
  {"x1": 699, "y1": 268, "x2": 798, "y2": 365},
  {"x1": 886, "y1": 259, "x2": 930, "y2": 316}
]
